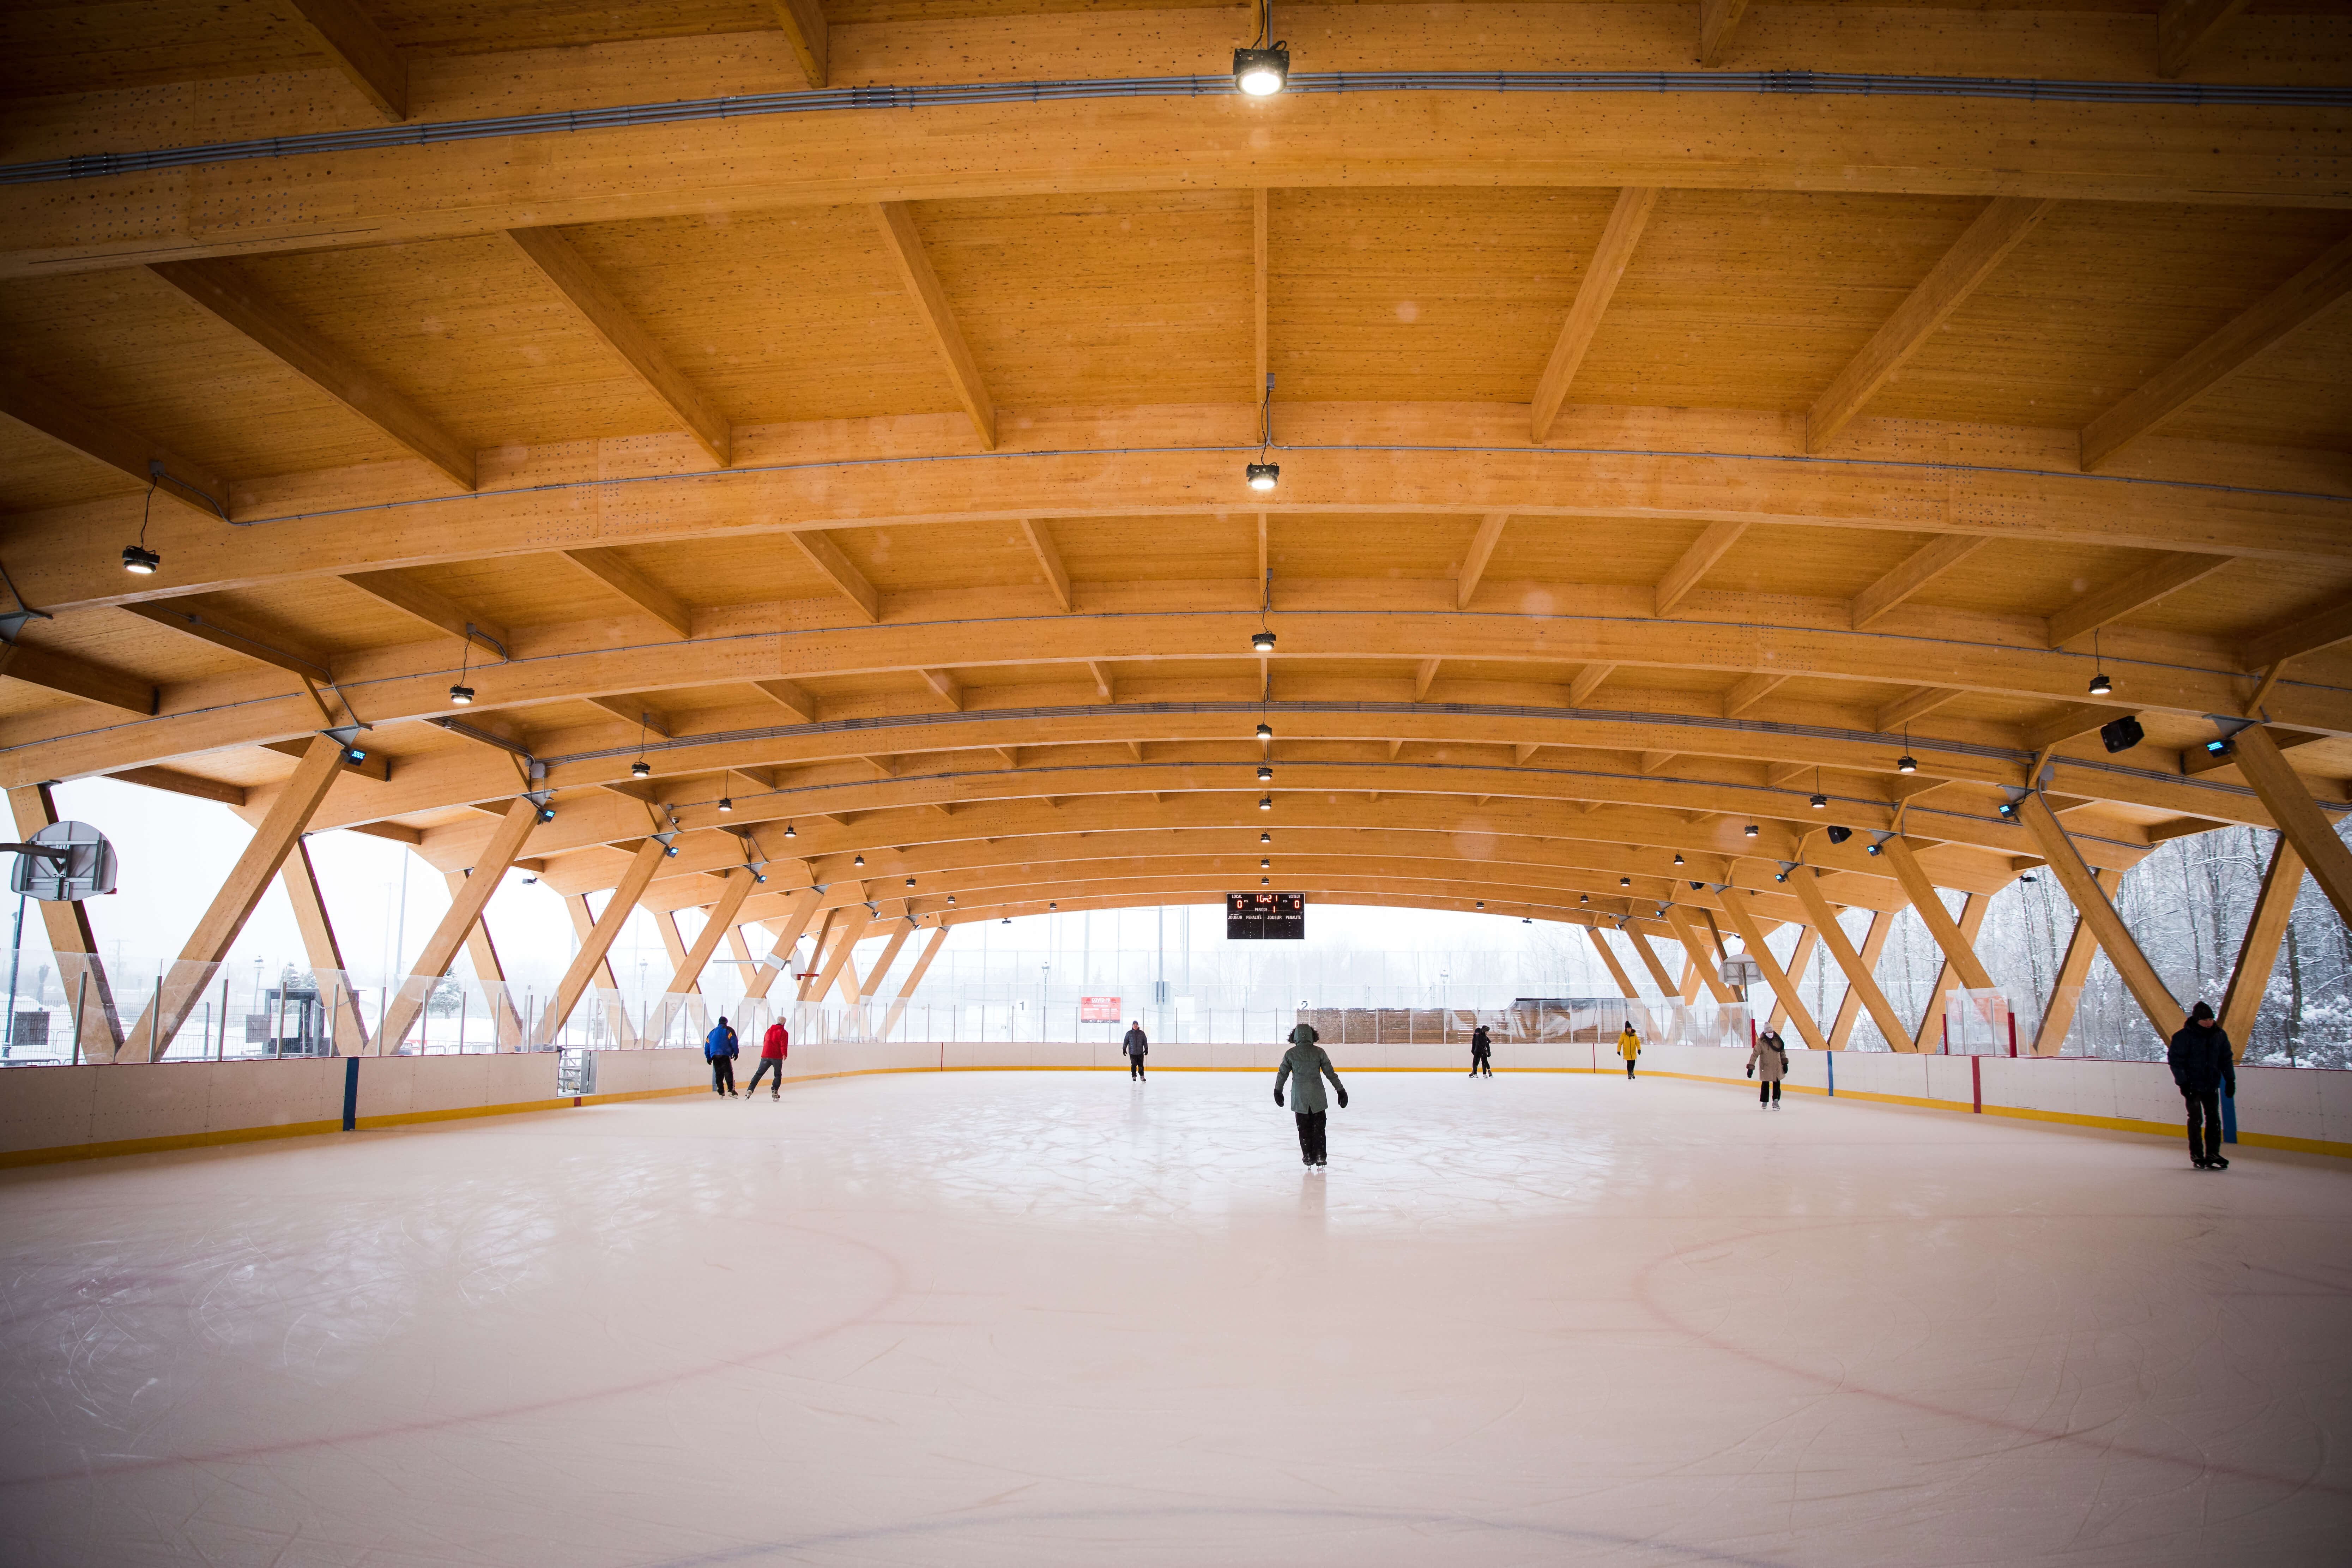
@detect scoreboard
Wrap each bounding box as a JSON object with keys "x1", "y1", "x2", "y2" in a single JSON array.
[{"x1": 1226, "y1": 891, "x2": 1305, "y2": 939}]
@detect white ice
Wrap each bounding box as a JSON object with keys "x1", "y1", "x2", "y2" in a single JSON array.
[{"x1": 3, "y1": 1069, "x2": 2350, "y2": 1567}]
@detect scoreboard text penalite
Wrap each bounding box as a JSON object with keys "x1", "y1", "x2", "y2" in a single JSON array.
[{"x1": 1226, "y1": 892, "x2": 1305, "y2": 939}]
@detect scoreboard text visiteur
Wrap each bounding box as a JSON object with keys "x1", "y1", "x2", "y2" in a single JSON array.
[{"x1": 1226, "y1": 892, "x2": 1305, "y2": 940}]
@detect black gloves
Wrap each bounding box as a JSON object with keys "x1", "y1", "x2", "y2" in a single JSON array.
[
  {"x1": 1273, "y1": 1089, "x2": 1284, "y2": 1107},
  {"x1": 1746, "y1": 1064, "x2": 1754, "y2": 1078},
  {"x1": 1336, "y1": 1088, "x2": 1348, "y2": 1109}
]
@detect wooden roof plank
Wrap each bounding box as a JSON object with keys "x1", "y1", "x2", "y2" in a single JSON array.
[
  {"x1": 286, "y1": 0, "x2": 408, "y2": 121},
  {"x1": 562, "y1": 547, "x2": 693, "y2": 638},
  {"x1": 767, "y1": 0, "x2": 827, "y2": 89},
  {"x1": 0, "y1": 362, "x2": 226, "y2": 516},
  {"x1": 1530, "y1": 187, "x2": 1659, "y2": 443},
  {"x1": 872, "y1": 201, "x2": 996, "y2": 452},
  {"x1": 2045, "y1": 551, "x2": 2237, "y2": 649},
  {"x1": 2081, "y1": 231, "x2": 2352, "y2": 472},
  {"x1": 790, "y1": 529, "x2": 882, "y2": 623},
  {"x1": 145, "y1": 259, "x2": 476, "y2": 491}
]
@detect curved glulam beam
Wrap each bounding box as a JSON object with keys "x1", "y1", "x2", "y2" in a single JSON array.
[
  {"x1": 10, "y1": 597, "x2": 2343, "y2": 792},
  {"x1": 12, "y1": 404, "x2": 2345, "y2": 615},
  {"x1": 8, "y1": 85, "x2": 2344, "y2": 279}
]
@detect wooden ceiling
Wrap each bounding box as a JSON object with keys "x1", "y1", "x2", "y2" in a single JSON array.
[{"x1": 2, "y1": 0, "x2": 2349, "y2": 944}]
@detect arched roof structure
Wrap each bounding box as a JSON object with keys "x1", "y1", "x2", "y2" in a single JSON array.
[{"x1": 1, "y1": 0, "x2": 2349, "y2": 1054}]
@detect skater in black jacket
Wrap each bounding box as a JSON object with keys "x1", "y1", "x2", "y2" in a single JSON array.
[{"x1": 1469, "y1": 1023, "x2": 1492, "y2": 1077}]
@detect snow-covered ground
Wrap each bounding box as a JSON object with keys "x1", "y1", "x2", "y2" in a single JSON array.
[{"x1": 2, "y1": 1070, "x2": 2347, "y2": 1566}]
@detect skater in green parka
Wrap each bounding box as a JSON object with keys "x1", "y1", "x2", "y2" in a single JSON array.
[{"x1": 1275, "y1": 1020, "x2": 1347, "y2": 1171}]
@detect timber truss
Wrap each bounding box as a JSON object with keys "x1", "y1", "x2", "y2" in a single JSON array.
[{"x1": 2, "y1": 0, "x2": 2348, "y2": 1061}]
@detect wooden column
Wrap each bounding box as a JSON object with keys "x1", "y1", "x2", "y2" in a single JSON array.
[
  {"x1": 1719, "y1": 890, "x2": 1830, "y2": 1052},
  {"x1": 1664, "y1": 904, "x2": 1736, "y2": 1004},
  {"x1": 1624, "y1": 928, "x2": 1681, "y2": 999},
  {"x1": 1788, "y1": 874, "x2": 1913, "y2": 1054},
  {"x1": 2231, "y1": 725, "x2": 2352, "y2": 927},
  {"x1": 882, "y1": 926, "x2": 950, "y2": 1035},
  {"x1": 864, "y1": 925, "x2": 914, "y2": 1000},
  {"x1": 1827, "y1": 910, "x2": 1895, "y2": 1048},
  {"x1": 2017, "y1": 794, "x2": 2183, "y2": 1045},
  {"x1": 279, "y1": 838, "x2": 369, "y2": 1054},
  {"x1": 660, "y1": 869, "x2": 757, "y2": 998},
  {"x1": 445, "y1": 870, "x2": 524, "y2": 1048},
  {"x1": 805, "y1": 906, "x2": 872, "y2": 1004},
  {"x1": 1908, "y1": 893, "x2": 1990, "y2": 1052},
  {"x1": 2218, "y1": 834, "x2": 2305, "y2": 1058},
  {"x1": 127, "y1": 734, "x2": 349, "y2": 1061},
  {"x1": 541, "y1": 839, "x2": 669, "y2": 1045},
  {"x1": 564, "y1": 894, "x2": 637, "y2": 1046},
  {"x1": 1881, "y1": 837, "x2": 1998, "y2": 991},
  {"x1": 743, "y1": 889, "x2": 823, "y2": 1001},
  {"x1": 6, "y1": 783, "x2": 122, "y2": 1059},
  {"x1": 653, "y1": 910, "x2": 699, "y2": 994},
  {"x1": 377, "y1": 798, "x2": 540, "y2": 1050},
  {"x1": 1584, "y1": 926, "x2": 1642, "y2": 1000},
  {"x1": 796, "y1": 908, "x2": 845, "y2": 1001},
  {"x1": 1766, "y1": 926, "x2": 1819, "y2": 1034},
  {"x1": 2029, "y1": 867, "x2": 2122, "y2": 1055}
]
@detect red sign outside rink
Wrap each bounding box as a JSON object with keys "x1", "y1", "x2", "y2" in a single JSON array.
[{"x1": 1078, "y1": 996, "x2": 1123, "y2": 1021}]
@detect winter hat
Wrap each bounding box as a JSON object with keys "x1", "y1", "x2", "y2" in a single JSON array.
[{"x1": 2190, "y1": 1001, "x2": 2215, "y2": 1021}]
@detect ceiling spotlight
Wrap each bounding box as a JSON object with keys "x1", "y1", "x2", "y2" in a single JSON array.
[
  {"x1": 1774, "y1": 870, "x2": 1789, "y2": 883},
  {"x1": 1672, "y1": 853, "x2": 1685, "y2": 866},
  {"x1": 1259, "y1": 796, "x2": 1273, "y2": 810},
  {"x1": 536, "y1": 804, "x2": 557, "y2": 824},
  {"x1": 1252, "y1": 628, "x2": 1277, "y2": 652},
  {"x1": 1256, "y1": 721, "x2": 1274, "y2": 741},
  {"x1": 343, "y1": 746, "x2": 367, "y2": 765},
  {"x1": 2088, "y1": 671, "x2": 2113, "y2": 697},
  {"x1": 1743, "y1": 824, "x2": 1759, "y2": 838},
  {"x1": 121, "y1": 543, "x2": 161, "y2": 575},
  {"x1": 1261, "y1": 831, "x2": 1272, "y2": 844},
  {"x1": 784, "y1": 822, "x2": 796, "y2": 838},
  {"x1": 752, "y1": 871, "x2": 767, "y2": 884},
  {"x1": 1897, "y1": 754, "x2": 1917, "y2": 774},
  {"x1": 1809, "y1": 793, "x2": 1827, "y2": 810},
  {"x1": 1234, "y1": 43, "x2": 1288, "y2": 96},
  {"x1": 1258, "y1": 763, "x2": 1274, "y2": 781},
  {"x1": 449, "y1": 683, "x2": 475, "y2": 706},
  {"x1": 1998, "y1": 800, "x2": 2020, "y2": 821},
  {"x1": 718, "y1": 797, "x2": 733, "y2": 813},
  {"x1": 1245, "y1": 460, "x2": 1280, "y2": 492},
  {"x1": 2204, "y1": 737, "x2": 2232, "y2": 756},
  {"x1": 631, "y1": 759, "x2": 651, "y2": 778},
  {"x1": 1866, "y1": 841, "x2": 1882, "y2": 856},
  {"x1": 853, "y1": 852, "x2": 865, "y2": 867}
]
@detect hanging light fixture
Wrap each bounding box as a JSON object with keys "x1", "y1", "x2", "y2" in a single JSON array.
[
  {"x1": 1261, "y1": 858, "x2": 1270, "y2": 869},
  {"x1": 1672, "y1": 852, "x2": 1685, "y2": 866},
  {"x1": 905, "y1": 876, "x2": 916, "y2": 888},
  {"x1": 853, "y1": 852, "x2": 865, "y2": 867},
  {"x1": 1619, "y1": 876, "x2": 1631, "y2": 887},
  {"x1": 122, "y1": 474, "x2": 163, "y2": 575},
  {"x1": 1257, "y1": 763, "x2": 1273, "y2": 782},
  {"x1": 1261, "y1": 831, "x2": 1272, "y2": 844},
  {"x1": 1476, "y1": 901, "x2": 1485, "y2": 909},
  {"x1": 1048, "y1": 901, "x2": 1057, "y2": 911},
  {"x1": 1579, "y1": 894, "x2": 1589, "y2": 904},
  {"x1": 1258, "y1": 796, "x2": 1274, "y2": 811},
  {"x1": 948, "y1": 895, "x2": 957, "y2": 905},
  {"x1": 1245, "y1": 373, "x2": 1279, "y2": 489},
  {"x1": 631, "y1": 759, "x2": 651, "y2": 779},
  {"x1": 1261, "y1": 877, "x2": 1270, "y2": 886},
  {"x1": 1809, "y1": 768, "x2": 1827, "y2": 810},
  {"x1": 2087, "y1": 626, "x2": 2112, "y2": 696},
  {"x1": 1233, "y1": 0, "x2": 1288, "y2": 96},
  {"x1": 449, "y1": 631, "x2": 476, "y2": 706},
  {"x1": 1897, "y1": 753, "x2": 1917, "y2": 774},
  {"x1": 784, "y1": 822, "x2": 796, "y2": 838},
  {"x1": 1257, "y1": 721, "x2": 1273, "y2": 741},
  {"x1": 1744, "y1": 823, "x2": 1760, "y2": 838},
  {"x1": 718, "y1": 797, "x2": 734, "y2": 813}
]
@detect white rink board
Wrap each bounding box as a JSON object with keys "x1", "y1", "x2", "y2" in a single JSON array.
[{"x1": 2, "y1": 1070, "x2": 2347, "y2": 1568}]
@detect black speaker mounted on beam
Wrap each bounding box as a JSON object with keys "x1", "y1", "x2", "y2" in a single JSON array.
[{"x1": 2099, "y1": 715, "x2": 2145, "y2": 754}]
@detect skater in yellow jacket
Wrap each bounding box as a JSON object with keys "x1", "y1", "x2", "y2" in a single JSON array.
[{"x1": 1617, "y1": 1024, "x2": 1641, "y2": 1079}]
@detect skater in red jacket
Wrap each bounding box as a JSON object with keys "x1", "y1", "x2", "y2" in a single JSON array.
[{"x1": 745, "y1": 1019, "x2": 789, "y2": 1100}]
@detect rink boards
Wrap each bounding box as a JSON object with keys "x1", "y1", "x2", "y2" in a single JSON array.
[{"x1": 3, "y1": 1038, "x2": 2349, "y2": 1165}]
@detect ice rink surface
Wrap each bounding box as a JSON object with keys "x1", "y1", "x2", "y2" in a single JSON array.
[{"x1": 4, "y1": 1068, "x2": 2351, "y2": 1567}]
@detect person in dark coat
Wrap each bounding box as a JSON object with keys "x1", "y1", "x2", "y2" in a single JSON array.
[
  {"x1": 1469, "y1": 1023, "x2": 1492, "y2": 1077},
  {"x1": 1123, "y1": 1021, "x2": 1149, "y2": 1081},
  {"x1": 705, "y1": 1016, "x2": 740, "y2": 1097},
  {"x1": 1275, "y1": 1035, "x2": 1348, "y2": 1171},
  {"x1": 2167, "y1": 1000, "x2": 2236, "y2": 1170}
]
